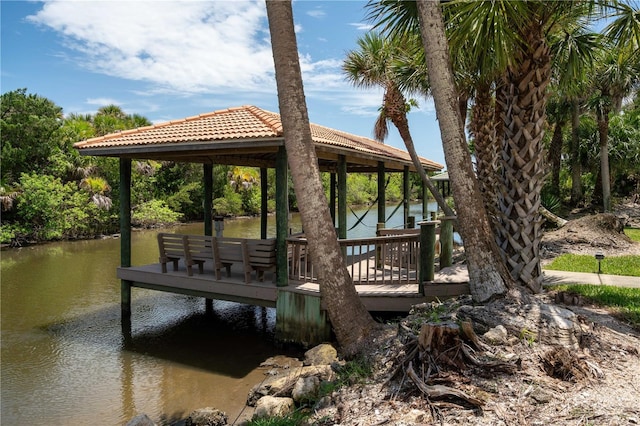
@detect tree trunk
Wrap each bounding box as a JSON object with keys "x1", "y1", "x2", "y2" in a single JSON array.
[
  {"x1": 597, "y1": 109, "x2": 611, "y2": 212},
  {"x1": 547, "y1": 119, "x2": 566, "y2": 198},
  {"x1": 470, "y1": 82, "x2": 500, "y2": 226},
  {"x1": 265, "y1": 0, "x2": 377, "y2": 353},
  {"x1": 494, "y1": 22, "x2": 550, "y2": 293},
  {"x1": 384, "y1": 85, "x2": 455, "y2": 217},
  {"x1": 416, "y1": 0, "x2": 513, "y2": 302},
  {"x1": 570, "y1": 99, "x2": 583, "y2": 206}
]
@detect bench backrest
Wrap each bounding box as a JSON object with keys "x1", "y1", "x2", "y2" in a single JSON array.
[
  {"x1": 158, "y1": 233, "x2": 186, "y2": 259},
  {"x1": 183, "y1": 235, "x2": 213, "y2": 261},
  {"x1": 247, "y1": 238, "x2": 276, "y2": 267},
  {"x1": 213, "y1": 237, "x2": 248, "y2": 263}
]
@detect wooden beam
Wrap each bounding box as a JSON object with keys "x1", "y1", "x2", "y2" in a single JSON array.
[
  {"x1": 403, "y1": 166, "x2": 410, "y2": 228},
  {"x1": 119, "y1": 158, "x2": 132, "y2": 317},
  {"x1": 204, "y1": 163, "x2": 213, "y2": 236},
  {"x1": 377, "y1": 161, "x2": 386, "y2": 225},
  {"x1": 276, "y1": 146, "x2": 289, "y2": 287},
  {"x1": 261, "y1": 167, "x2": 268, "y2": 239},
  {"x1": 338, "y1": 155, "x2": 347, "y2": 239},
  {"x1": 330, "y1": 172, "x2": 336, "y2": 225}
]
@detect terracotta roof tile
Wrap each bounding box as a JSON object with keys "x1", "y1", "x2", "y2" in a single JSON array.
[{"x1": 74, "y1": 105, "x2": 442, "y2": 170}]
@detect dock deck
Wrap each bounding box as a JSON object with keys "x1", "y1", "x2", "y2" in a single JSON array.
[{"x1": 118, "y1": 255, "x2": 467, "y2": 313}]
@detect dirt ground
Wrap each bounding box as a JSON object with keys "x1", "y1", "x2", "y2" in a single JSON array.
[{"x1": 309, "y1": 200, "x2": 640, "y2": 426}]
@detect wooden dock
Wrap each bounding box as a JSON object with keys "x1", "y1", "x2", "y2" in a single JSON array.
[{"x1": 119, "y1": 229, "x2": 468, "y2": 346}]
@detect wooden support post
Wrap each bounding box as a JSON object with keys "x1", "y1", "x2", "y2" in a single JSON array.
[
  {"x1": 408, "y1": 216, "x2": 416, "y2": 229},
  {"x1": 337, "y1": 155, "x2": 347, "y2": 239},
  {"x1": 275, "y1": 290, "x2": 331, "y2": 346},
  {"x1": 329, "y1": 172, "x2": 336, "y2": 226},
  {"x1": 422, "y1": 179, "x2": 429, "y2": 220},
  {"x1": 376, "y1": 222, "x2": 384, "y2": 268},
  {"x1": 440, "y1": 216, "x2": 455, "y2": 269},
  {"x1": 275, "y1": 146, "x2": 289, "y2": 287},
  {"x1": 419, "y1": 220, "x2": 438, "y2": 293},
  {"x1": 204, "y1": 163, "x2": 214, "y2": 310},
  {"x1": 260, "y1": 167, "x2": 268, "y2": 239},
  {"x1": 377, "y1": 161, "x2": 385, "y2": 225},
  {"x1": 119, "y1": 158, "x2": 132, "y2": 318},
  {"x1": 403, "y1": 166, "x2": 410, "y2": 228},
  {"x1": 204, "y1": 163, "x2": 213, "y2": 237}
]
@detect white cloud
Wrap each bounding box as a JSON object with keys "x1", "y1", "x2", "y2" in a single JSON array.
[
  {"x1": 28, "y1": 1, "x2": 275, "y2": 94},
  {"x1": 349, "y1": 22, "x2": 373, "y2": 31},
  {"x1": 85, "y1": 97, "x2": 121, "y2": 106},
  {"x1": 306, "y1": 8, "x2": 326, "y2": 19}
]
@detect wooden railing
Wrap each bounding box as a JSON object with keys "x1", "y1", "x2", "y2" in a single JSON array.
[{"x1": 287, "y1": 234, "x2": 420, "y2": 285}]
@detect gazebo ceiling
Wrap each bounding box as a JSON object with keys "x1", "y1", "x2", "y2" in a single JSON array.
[{"x1": 74, "y1": 105, "x2": 443, "y2": 173}]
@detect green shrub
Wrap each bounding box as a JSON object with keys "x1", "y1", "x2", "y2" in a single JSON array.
[
  {"x1": 214, "y1": 186, "x2": 243, "y2": 216},
  {"x1": 132, "y1": 200, "x2": 181, "y2": 227}
]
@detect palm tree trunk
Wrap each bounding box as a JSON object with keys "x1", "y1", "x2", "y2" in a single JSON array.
[
  {"x1": 570, "y1": 99, "x2": 583, "y2": 205},
  {"x1": 416, "y1": 0, "x2": 513, "y2": 302},
  {"x1": 547, "y1": 119, "x2": 566, "y2": 198},
  {"x1": 384, "y1": 86, "x2": 455, "y2": 217},
  {"x1": 495, "y1": 22, "x2": 550, "y2": 293},
  {"x1": 470, "y1": 82, "x2": 499, "y2": 225},
  {"x1": 265, "y1": 0, "x2": 377, "y2": 354},
  {"x1": 597, "y1": 108, "x2": 612, "y2": 212}
]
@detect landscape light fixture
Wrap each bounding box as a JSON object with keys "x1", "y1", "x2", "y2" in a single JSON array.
[{"x1": 595, "y1": 251, "x2": 605, "y2": 274}]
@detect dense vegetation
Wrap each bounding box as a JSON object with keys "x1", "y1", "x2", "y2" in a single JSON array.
[
  {"x1": 0, "y1": 89, "x2": 425, "y2": 244},
  {"x1": 1, "y1": 87, "x2": 638, "y2": 244}
]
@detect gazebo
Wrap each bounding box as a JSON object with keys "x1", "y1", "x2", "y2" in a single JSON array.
[{"x1": 74, "y1": 105, "x2": 446, "y2": 344}]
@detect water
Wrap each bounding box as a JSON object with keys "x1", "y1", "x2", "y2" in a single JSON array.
[{"x1": 1, "y1": 203, "x2": 436, "y2": 425}]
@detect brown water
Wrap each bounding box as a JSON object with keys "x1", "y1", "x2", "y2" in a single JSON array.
[{"x1": 0, "y1": 204, "x2": 433, "y2": 425}]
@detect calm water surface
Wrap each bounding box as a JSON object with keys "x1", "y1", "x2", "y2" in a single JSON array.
[{"x1": 1, "y1": 204, "x2": 435, "y2": 425}]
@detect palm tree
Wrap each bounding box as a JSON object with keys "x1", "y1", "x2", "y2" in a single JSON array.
[
  {"x1": 265, "y1": 0, "x2": 379, "y2": 353},
  {"x1": 588, "y1": 3, "x2": 640, "y2": 212},
  {"x1": 413, "y1": 0, "x2": 515, "y2": 302},
  {"x1": 342, "y1": 32, "x2": 454, "y2": 217},
  {"x1": 368, "y1": 0, "x2": 610, "y2": 294}
]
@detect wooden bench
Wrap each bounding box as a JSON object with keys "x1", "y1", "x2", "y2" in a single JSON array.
[
  {"x1": 247, "y1": 238, "x2": 277, "y2": 282},
  {"x1": 212, "y1": 237, "x2": 252, "y2": 283},
  {"x1": 158, "y1": 233, "x2": 186, "y2": 273},
  {"x1": 183, "y1": 235, "x2": 214, "y2": 276}
]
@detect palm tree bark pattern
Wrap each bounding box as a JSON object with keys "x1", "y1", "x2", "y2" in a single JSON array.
[
  {"x1": 416, "y1": 0, "x2": 513, "y2": 303},
  {"x1": 495, "y1": 22, "x2": 550, "y2": 293}
]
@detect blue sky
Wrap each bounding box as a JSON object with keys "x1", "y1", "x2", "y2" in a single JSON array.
[{"x1": 1, "y1": 0, "x2": 445, "y2": 167}]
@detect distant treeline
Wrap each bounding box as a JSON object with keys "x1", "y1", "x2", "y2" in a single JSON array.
[{"x1": 0, "y1": 89, "x2": 428, "y2": 244}]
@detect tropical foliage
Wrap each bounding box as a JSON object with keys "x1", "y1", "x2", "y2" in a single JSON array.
[{"x1": 0, "y1": 88, "x2": 424, "y2": 244}]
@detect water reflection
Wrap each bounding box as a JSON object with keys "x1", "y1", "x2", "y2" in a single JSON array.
[{"x1": 1, "y1": 203, "x2": 436, "y2": 425}]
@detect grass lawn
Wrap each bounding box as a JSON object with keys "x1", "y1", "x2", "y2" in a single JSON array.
[
  {"x1": 544, "y1": 254, "x2": 640, "y2": 276},
  {"x1": 625, "y1": 227, "x2": 640, "y2": 242},
  {"x1": 551, "y1": 284, "x2": 640, "y2": 328}
]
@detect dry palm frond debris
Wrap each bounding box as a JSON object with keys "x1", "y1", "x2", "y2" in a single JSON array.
[{"x1": 386, "y1": 301, "x2": 520, "y2": 411}]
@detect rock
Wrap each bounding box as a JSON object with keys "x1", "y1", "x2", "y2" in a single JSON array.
[
  {"x1": 185, "y1": 408, "x2": 227, "y2": 426},
  {"x1": 401, "y1": 409, "x2": 429, "y2": 424},
  {"x1": 484, "y1": 325, "x2": 508, "y2": 344},
  {"x1": 313, "y1": 395, "x2": 332, "y2": 410},
  {"x1": 247, "y1": 364, "x2": 335, "y2": 406},
  {"x1": 292, "y1": 375, "x2": 320, "y2": 403},
  {"x1": 530, "y1": 388, "x2": 552, "y2": 404},
  {"x1": 126, "y1": 414, "x2": 156, "y2": 426},
  {"x1": 304, "y1": 343, "x2": 338, "y2": 366},
  {"x1": 253, "y1": 396, "x2": 295, "y2": 419}
]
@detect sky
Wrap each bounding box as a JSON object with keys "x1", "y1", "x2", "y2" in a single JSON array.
[{"x1": 1, "y1": 0, "x2": 446, "y2": 168}]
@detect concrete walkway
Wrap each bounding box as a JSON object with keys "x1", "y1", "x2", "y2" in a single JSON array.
[
  {"x1": 434, "y1": 264, "x2": 640, "y2": 289},
  {"x1": 543, "y1": 269, "x2": 640, "y2": 289}
]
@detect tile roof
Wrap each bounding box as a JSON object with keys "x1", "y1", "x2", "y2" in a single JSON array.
[{"x1": 74, "y1": 105, "x2": 443, "y2": 171}]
